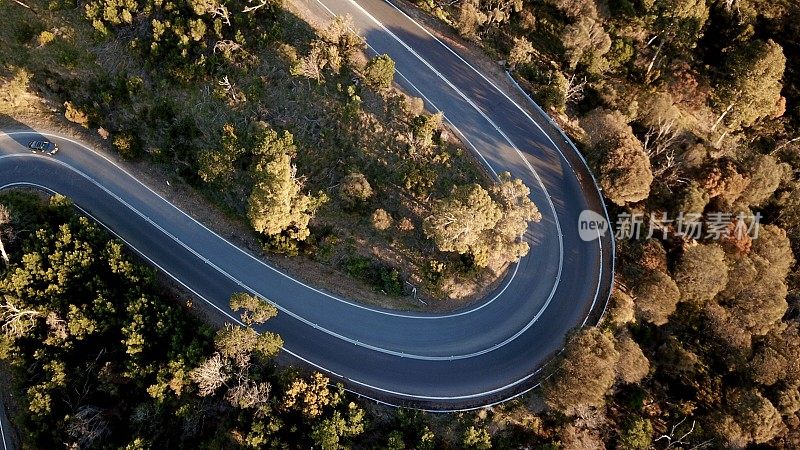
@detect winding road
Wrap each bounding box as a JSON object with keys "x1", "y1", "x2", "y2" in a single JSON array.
[{"x1": 0, "y1": 0, "x2": 613, "y2": 416}]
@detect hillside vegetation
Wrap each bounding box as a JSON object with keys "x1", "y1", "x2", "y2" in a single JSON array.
[
  {"x1": 0, "y1": 191, "x2": 370, "y2": 448},
  {"x1": 3, "y1": 0, "x2": 800, "y2": 447},
  {"x1": 405, "y1": 0, "x2": 800, "y2": 446},
  {"x1": 0, "y1": 0, "x2": 540, "y2": 308}
]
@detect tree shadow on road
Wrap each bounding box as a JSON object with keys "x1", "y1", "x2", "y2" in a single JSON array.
[{"x1": 0, "y1": 114, "x2": 47, "y2": 148}]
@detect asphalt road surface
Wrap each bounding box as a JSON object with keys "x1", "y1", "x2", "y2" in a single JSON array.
[
  {"x1": 0, "y1": 0, "x2": 613, "y2": 411},
  {"x1": 0, "y1": 399, "x2": 12, "y2": 450}
]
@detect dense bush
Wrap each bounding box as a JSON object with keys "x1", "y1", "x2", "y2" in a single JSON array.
[
  {"x1": 344, "y1": 255, "x2": 405, "y2": 296},
  {"x1": 414, "y1": 0, "x2": 800, "y2": 446},
  {"x1": 0, "y1": 192, "x2": 369, "y2": 448},
  {"x1": 363, "y1": 53, "x2": 395, "y2": 90}
]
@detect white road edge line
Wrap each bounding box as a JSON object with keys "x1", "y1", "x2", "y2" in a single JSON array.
[
  {"x1": 0, "y1": 179, "x2": 545, "y2": 402},
  {"x1": 1, "y1": 132, "x2": 521, "y2": 320},
  {"x1": 0, "y1": 0, "x2": 616, "y2": 398},
  {"x1": 376, "y1": 0, "x2": 611, "y2": 315},
  {"x1": 0, "y1": 404, "x2": 8, "y2": 450},
  {"x1": 0, "y1": 153, "x2": 527, "y2": 360},
  {"x1": 310, "y1": 0, "x2": 569, "y2": 357}
]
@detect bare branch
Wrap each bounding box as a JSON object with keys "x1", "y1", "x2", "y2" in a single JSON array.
[
  {"x1": 190, "y1": 353, "x2": 229, "y2": 396},
  {"x1": 655, "y1": 418, "x2": 705, "y2": 449},
  {"x1": 646, "y1": 36, "x2": 666, "y2": 82},
  {"x1": 66, "y1": 405, "x2": 110, "y2": 449},
  {"x1": 211, "y1": 4, "x2": 231, "y2": 25},
  {"x1": 565, "y1": 74, "x2": 587, "y2": 104},
  {"x1": 242, "y1": 0, "x2": 268, "y2": 13},
  {"x1": 0, "y1": 204, "x2": 11, "y2": 265},
  {"x1": 643, "y1": 116, "x2": 682, "y2": 186},
  {"x1": 711, "y1": 102, "x2": 735, "y2": 131},
  {"x1": 213, "y1": 40, "x2": 241, "y2": 55},
  {"x1": 0, "y1": 298, "x2": 40, "y2": 337},
  {"x1": 10, "y1": 0, "x2": 32, "y2": 8},
  {"x1": 773, "y1": 136, "x2": 800, "y2": 154},
  {"x1": 218, "y1": 75, "x2": 246, "y2": 105}
]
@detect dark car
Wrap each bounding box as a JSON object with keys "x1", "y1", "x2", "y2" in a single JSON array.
[{"x1": 28, "y1": 140, "x2": 59, "y2": 155}]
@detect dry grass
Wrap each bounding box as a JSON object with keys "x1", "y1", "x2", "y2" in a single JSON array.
[{"x1": 0, "y1": 69, "x2": 41, "y2": 116}]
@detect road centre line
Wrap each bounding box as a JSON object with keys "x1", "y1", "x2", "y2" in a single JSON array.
[
  {"x1": 376, "y1": 0, "x2": 611, "y2": 309},
  {"x1": 0, "y1": 152, "x2": 548, "y2": 360},
  {"x1": 0, "y1": 0, "x2": 615, "y2": 399},
  {"x1": 2, "y1": 132, "x2": 531, "y2": 320},
  {"x1": 311, "y1": 0, "x2": 568, "y2": 348},
  {"x1": 0, "y1": 178, "x2": 537, "y2": 404}
]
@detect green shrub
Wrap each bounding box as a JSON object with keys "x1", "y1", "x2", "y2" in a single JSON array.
[
  {"x1": 37, "y1": 31, "x2": 55, "y2": 46},
  {"x1": 345, "y1": 255, "x2": 372, "y2": 279},
  {"x1": 463, "y1": 426, "x2": 491, "y2": 450},
  {"x1": 363, "y1": 54, "x2": 395, "y2": 90},
  {"x1": 379, "y1": 267, "x2": 403, "y2": 296},
  {"x1": 263, "y1": 233, "x2": 300, "y2": 256},
  {"x1": 403, "y1": 167, "x2": 436, "y2": 198},
  {"x1": 607, "y1": 38, "x2": 635, "y2": 71},
  {"x1": 618, "y1": 418, "x2": 653, "y2": 450},
  {"x1": 385, "y1": 430, "x2": 405, "y2": 450},
  {"x1": 344, "y1": 256, "x2": 404, "y2": 296},
  {"x1": 424, "y1": 260, "x2": 445, "y2": 284},
  {"x1": 112, "y1": 132, "x2": 141, "y2": 159}
]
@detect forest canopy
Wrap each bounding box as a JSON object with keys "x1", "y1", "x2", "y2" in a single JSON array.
[{"x1": 412, "y1": 0, "x2": 800, "y2": 446}]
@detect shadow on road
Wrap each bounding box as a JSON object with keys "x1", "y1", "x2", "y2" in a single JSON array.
[{"x1": 0, "y1": 114, "x2": 46, "y2": 148}]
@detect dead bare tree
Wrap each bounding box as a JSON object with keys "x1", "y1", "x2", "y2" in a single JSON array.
[
  {"x1": 643, "y1": 116, "x2": 679, "y2": 157},
  {"x1": 190, "y1": 352, "x2": 229, "y2": 397},
  {"x1": 242, "y1": 0, "x2": 269, "y2": 13},
  {"x1": 654, "y1": 417, "x2": 714, "y2": 449},
  {"x1": 565, "y1": 74, "x2": 587, "y2": 104},
  {"x1": 643, "y1": 116, "x2": 682, "y2": 185},
  {"x1": 0, "y1": 297, "x2": 40, "y2": 337},
  {"x1": 225, "y1": 380, "x2": 271, "y2": 409},
  {"x1": 211, "y1": 3, "x2": 231, "y2": 25},
  {"x1": 293, "y1": 46, "x2": 326, "y2": 84},
  {"x1": 180, "y1": 399, "x2": 212, "y2": 440},
  {"x1": 66, "y1": 405, "x2": 110, "y2": 449},
  {"x1": 131, "y1": 402, "x2": 158, "y2": 428}
]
